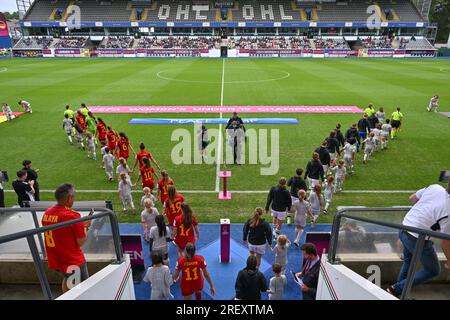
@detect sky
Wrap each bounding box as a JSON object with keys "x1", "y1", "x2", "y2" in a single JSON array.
[{"x1": 0, "y1": 0, "x2": 18, "y2": 13}]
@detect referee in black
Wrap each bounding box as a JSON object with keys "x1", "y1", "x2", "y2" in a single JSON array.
[{"x1": 225, "y1": 112, "x2": 246, "y2": 164}]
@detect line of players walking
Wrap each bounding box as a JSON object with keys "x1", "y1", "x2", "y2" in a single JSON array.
[{"x1": 266, "y1": 103, "x2": 405, "y2": 248}]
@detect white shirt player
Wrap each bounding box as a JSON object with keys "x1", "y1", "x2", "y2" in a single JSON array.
[
  {"x1": 428, "y1": 96, "x2": 439, "y2": 112},
  {"x1": 63, "y1": 118, "x2": 73, "y2": 134},
  {"x1": 381, "y1": 123, "x2": 392, "y2": 137},
  {"x1": 372, "y1": 128, "x2": 382, "y2": 141},
  {"x1": 332, "y1": 165, "x2": 347, "y2": 180},
  {"x1": 363, "y1": 137, "x2": 375, "y2": 153},
  {"x1": 20, "y1": 100, "x2": 32, "y2": 113},
  {"x1": 343, "y1": 143, "x2": 356, "y2": 160}
]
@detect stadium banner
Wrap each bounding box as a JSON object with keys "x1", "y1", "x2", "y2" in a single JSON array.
[
  {"x1": 405, "y1": 50, "x2": 436, "y2": 58},
  {"x1": 0, "y1": 13, "x2": 12, "y2": 49},
  {"x1": 129, "y1": 118, "x2": 300, "y2": 125},
  {"x1": 12, "y1": 49, "x2": 43, "y2": 58},
  {"x1": 368, "y1": 49, "x2": 395, "y2": 58}
]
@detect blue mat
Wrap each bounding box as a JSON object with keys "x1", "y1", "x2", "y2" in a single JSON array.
[
  {"x1": 129, "y1": 118, "x2": 299, "y2": 125},
  {"x1": 118, "y1": 223, "x2": 331, "y2": 300}
]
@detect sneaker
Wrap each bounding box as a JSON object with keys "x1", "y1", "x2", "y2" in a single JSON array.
[
  {"x1": 293, "y1": 241, "x2": 299, "y2": 247},
  {"x1": 286, "y1": 217, "x2": 291, "y2": 224},
  {"x1": 323, "y1": 209, "x2": 328, "y2": 215},
  {"x1": 109, "y1": 177, "x2": 113, "y2": 182},
  {"x1": 386, "y1": 286, "x2": 400, "y2": 298}
]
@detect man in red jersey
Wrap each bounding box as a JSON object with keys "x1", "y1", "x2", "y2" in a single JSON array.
[
  {"x1": 135, "y1": 158, "x2": 159, "y2": 192},
  {"x1": 174, "y1": 243, "x2": 215, "y2": 300},
  {"x1": 164, "y1": 185, "x2": 185, "y2": 228},
  {"x1": 75, "y1": 110, "x2": 86, "y2": 131},
  {"x1": 116, "y1": 132, "x2": 135, "y2": 161},
  {"x1": 106, "y1": 126, "x2": 118, "y2": 157},
  {"x1": 132, "y1": 142, "x2": 160, "y2": 173},
  {"x1": 173, "y1": 203, "x2": 200, "y2": 257},
  {"x1": 41, "y1": 183, "x2": 91, "y2": 293},
  {"x1": 157, "y1": 170, "x2": 174, "y2": 206},
  {"x1": 95, "y1": 118, "x2": 108, "y2": 144}
]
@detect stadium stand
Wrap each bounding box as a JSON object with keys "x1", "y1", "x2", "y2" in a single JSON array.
[
  {"x1": 13, "y1": 36, "x2": 54, "y2": 49},
  {"x1": 53, "y1": 36, "x2": 89, "y2": 48},
  {"x1": 136, "y1": 36, "x2": 220, "y2": 49},
  {"x1": 398, "y1": 37, "x2": 435, "y2": 49},
  {"x1": 313, "y1": 37, "x2": 350, "y2": 49},
  {"x1": 360, "y1": 36, "x2": 393, "y2": 49},
  {"x1": 99, "y1": 36, "x2": 135, "y2": 49},
  {"x1": 22, "y1": 0, "x2": 425, "y2": 23}
]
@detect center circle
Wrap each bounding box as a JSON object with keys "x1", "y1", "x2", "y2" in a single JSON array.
[{"x1": 156, "y1": 67, "x2": 290, "y2": 84}]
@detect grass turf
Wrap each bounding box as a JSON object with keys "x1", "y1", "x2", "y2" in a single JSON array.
[{"x1": 0, "y1": 58, "x2": 449, "y2": 223}]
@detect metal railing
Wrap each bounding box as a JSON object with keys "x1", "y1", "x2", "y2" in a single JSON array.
[
  {"x1": 0, "y1": 207, "x2": 123, "y2": 300},
  {"x1": 328, "y1": 207, "x2": 450, "y2": 300}
]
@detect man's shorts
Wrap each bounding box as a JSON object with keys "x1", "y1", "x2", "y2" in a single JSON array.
[
  {"x1": 391, "y1": 120, "x2": 400, "y2": 128},
  {"x1": 271, "y1": 209, "x2": 286, "y2": 221},
  {"x1": 248, "y1": 243, "x2": 266, "y2": 255},
  {"x1": 359, "y1": 131, "x2": 367, "y2": 139}
]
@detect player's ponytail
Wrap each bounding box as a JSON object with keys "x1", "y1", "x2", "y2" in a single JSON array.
[
  {"x1": 250, "y1": 207, "x2": 263, "y2": 228},
  {"x1": 185, "y1": 243, "x2": 196, "y2": 262},
  {"x1": 167, "y1": 185, "x2": 176, "y2": 206},
  {"x1": 314, "y1": 185, "x2": 322, "y2": 207},
  {"x1": 181, "y1": 203, "x2": 194, "y2": 229}
]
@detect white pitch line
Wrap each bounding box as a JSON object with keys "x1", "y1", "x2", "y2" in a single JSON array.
[
  {"x1": 3, "y1": 189, "x2": 415, "y2": 194},
  {"x1": 0, "y1": 67, "x2": 7, "y2": 73},
  {"x1": 215, "y1": 58, "x2": 226, "y2": 192}
]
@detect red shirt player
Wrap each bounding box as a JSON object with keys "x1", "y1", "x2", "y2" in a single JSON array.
[
  {"x1": 106, "y1": 127, "x2": 118, "y2": 155},
  {"x1": 75, "y1": 111, "x2": 86, "y2": 130},
  {"x1": 136, "y1": 158, "x2": 159, "y2": 191},
  {"x1": 158, "y1": 170, "x2": 174, "y2": 205},
  {"x1": 173, "y1": 203, "x2": 199, "y2": 257},
  {"x1": 41, "y1": 183, "x2": 91, "y2": 292},
  {"x1": 132, "y1": 142, "x2": 160, "y2": 172},
  {"x1": 96, "y1": 118, "x2": 108, "y2": 143},
  {"x1": 117, "y1": 132, "x2": 135, "y2": 161},
  {"x1": 164, "y1": 185, "x2": 185, "y2": 227},
  {"x1": 174, "y1": 243, "x2": 215, "y2": 300}
]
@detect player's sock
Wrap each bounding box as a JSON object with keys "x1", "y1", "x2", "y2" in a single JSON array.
[
  {"x1": 324, "y1": 202, "x2": 330, "y2": 212},
  {"x1": 68, "y1": 136, "x2": 73, "y2": 144},
  {"x1": 131, "y1": 202, "x2": 135, "y2": 209},
  {"x1": 295, "y1": 229, "x2": 303, "y2": 244},
  {"x1": 195, "y1": 292, "x2": 202, "y2": 300},
  {"x1": 363, "y1": 154, "x2": 368, "y2": 162}
]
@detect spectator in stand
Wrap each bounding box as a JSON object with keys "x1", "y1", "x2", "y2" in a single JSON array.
[
  {"x1": 22, "y1": 160, "x2": 40, "y2": 201},
  {"x1": 295, "y1": 243, "x2": 321, "y2": 300},
  {"x1": 304, "y1": 152, "x2": 325, "y2": 190},
  {"x1": 243, "y1": 207, "x2": 273, "y2": 269},
  {"x1": 41, "y1": 183, "x2": 91, "y2": 293},
  {"x1": 235, "y1": 255, "x2": 268, "y2": 300},
  {"x1": 265, "y1": 177, "x2": 292, "y2": 236}
]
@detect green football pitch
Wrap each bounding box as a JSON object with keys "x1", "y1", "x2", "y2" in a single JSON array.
[{"x1": 0, "y1": 58, "x2": 449, "y2": 223}]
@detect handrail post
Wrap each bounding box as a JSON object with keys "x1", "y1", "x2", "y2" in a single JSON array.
[
  {"x1": 108, "y1": 211, "x2": 123, "y2": 262},
  {"x1": 26, "y1": 235, "x2": 53, "y2": 300},
  {"x1": 31, "y1": 209, "x2": 47, "y2": 259},
  {"x1": 328, "y1": 211, "x2": 343, "y2": 264},
  {"x1": 400, "y1": 233, "x2": 426, "y2": 300}
]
